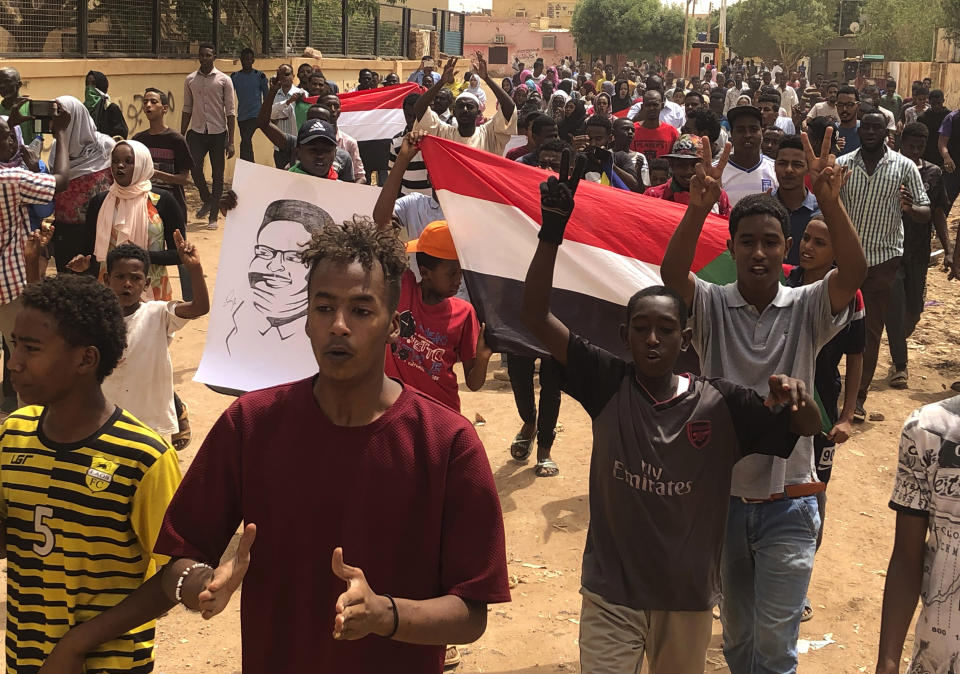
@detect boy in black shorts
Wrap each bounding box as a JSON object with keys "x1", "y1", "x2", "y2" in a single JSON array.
[{"x1": 522, "y1": 153, "x2": 821, "y2": 674}]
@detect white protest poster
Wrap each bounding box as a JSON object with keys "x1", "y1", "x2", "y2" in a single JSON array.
[{"x1": 195, "y1": 160, "x2": 381, "y2": 393}]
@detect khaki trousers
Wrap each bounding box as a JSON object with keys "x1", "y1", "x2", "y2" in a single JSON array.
[{"x1": 579, "y1": 588, "x2": 713, "y2": 674}]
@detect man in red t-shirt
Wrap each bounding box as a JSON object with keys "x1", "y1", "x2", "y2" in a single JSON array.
[
  {"x1": 630, "y1": 90, "x2": 680, "y2": 163},
  {"x1": 39, "y1": 219, "x2": 510, "y2": 674},
  {"x1": 644, "y1": 134, "x2": 732, "y2": 216}
]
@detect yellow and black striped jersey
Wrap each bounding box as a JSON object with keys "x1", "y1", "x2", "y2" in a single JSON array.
[{"x1": 0, "y1": 405, "x2": 182, "y2": 673}]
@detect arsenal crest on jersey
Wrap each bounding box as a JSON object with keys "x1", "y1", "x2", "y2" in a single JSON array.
[{"x1": 687, "y1": 420, "x2": 711, "y2": 449}]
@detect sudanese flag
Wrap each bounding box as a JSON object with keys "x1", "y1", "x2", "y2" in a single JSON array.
[
  {"x1": 294, "y1": 83, "x2": 423, "y2": 174},
  {"x1": 419, "y1": 135, "x2": 735, "y2": 359}
]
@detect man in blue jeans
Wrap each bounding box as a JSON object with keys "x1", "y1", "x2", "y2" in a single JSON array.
[{"x1": 661, "y1": 133, "x2": 867, "y2": 673}]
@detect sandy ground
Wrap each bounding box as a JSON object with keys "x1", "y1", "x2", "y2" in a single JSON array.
[{"x1": 3, "y1": 183, "x2": 960, "y2": 674}]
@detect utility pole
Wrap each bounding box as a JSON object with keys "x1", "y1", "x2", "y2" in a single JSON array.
[
  {"x1": 681, "y1": 0, "x2": 692, "y2": 78},
  {"x1": 719, "y1": 0, "x2": 727, "y2": 62}
]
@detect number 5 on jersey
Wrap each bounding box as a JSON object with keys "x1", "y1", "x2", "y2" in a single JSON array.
[{"x1": 33, "y1": 505, "x2": 54, "y2": 557}]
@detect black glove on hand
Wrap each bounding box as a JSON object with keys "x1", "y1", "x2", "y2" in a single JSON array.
[{"x1": 538, "y1": 150, "x2": 585, "y2": 246}]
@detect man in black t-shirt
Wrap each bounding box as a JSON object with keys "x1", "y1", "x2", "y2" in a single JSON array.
[
  {"x1": 133, "y1": 87, "x2": 195, "y2": 303},
  {"x1": 521, "y1": 153, "x2": 821, "y2": 674},
  {"x1": 133, "y1": 88, "x2": 193, "y2": 219}
]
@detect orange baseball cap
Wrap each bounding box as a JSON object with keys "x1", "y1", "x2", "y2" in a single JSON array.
[{"x1": 405, "y1": 220, "x2": 459, "y2": 260}]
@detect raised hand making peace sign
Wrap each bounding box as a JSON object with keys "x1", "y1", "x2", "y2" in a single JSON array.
[
  {"x1": 538, "y1": 149, "x2": 586, "y2": 246},
  {"x1": 687, "y1": 136, "x2": 731, "y2": 211},
  {"x1": 801, "y1": 130, "x2": 849, "y2": 205}
]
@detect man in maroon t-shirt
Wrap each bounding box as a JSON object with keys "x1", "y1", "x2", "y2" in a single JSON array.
[
  {"x1": 39, "y1": 218, "x2": 510, "y2": 673},
  {"x1": 630, "y1": 90, "x2": 679, "y2": 163}
]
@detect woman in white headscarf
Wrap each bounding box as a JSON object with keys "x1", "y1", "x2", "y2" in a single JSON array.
[
  {"x1": 48, "y1": 95, "x2": 115, "y2": 274},
  {"x1": 67, "y1": 139, "x2": 185, "y2": 301},
  {"x1": 465, "y1": 73, "x2": 487, "y2": 111}
]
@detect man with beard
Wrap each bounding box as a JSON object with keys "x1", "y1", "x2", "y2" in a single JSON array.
[
  {"x1": 835, "y1": 85, "x2": 861, "y2": 156},
  {"x1": 806, "y1": 82, "x2": 839, "y2": 125},
  {"x1": 414, "y1": 54, "x2": 516, "y2": 156}
]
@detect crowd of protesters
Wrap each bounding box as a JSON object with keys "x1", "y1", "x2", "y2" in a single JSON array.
[{"x1": 0, "y1": 43, "x2": 957, "y2": 674}]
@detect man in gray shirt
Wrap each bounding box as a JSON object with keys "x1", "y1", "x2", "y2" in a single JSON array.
[{"x1": 661, "y1": 134, "x2": 867, "y2": 674}]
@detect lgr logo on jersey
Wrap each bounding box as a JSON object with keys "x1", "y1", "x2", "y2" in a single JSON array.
[{"x1": 86, "y1": 456, "x2": 118, "y2": 492}]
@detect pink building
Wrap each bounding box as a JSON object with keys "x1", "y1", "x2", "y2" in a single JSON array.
[{"x1": 465, "y1": 16, "x2": 576, "y2": 76}]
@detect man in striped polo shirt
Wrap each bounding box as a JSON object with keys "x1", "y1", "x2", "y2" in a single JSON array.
[{"x1": 836, "y1": 110, "x2": 930, "y2": 422}]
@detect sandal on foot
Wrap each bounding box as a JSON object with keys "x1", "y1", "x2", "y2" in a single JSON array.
[
  {"x1": 801, "y1": 598, "x2": 814, "y2": 622},
  {"x1": 853, "y1": 405, "x2": 866, "y2": 424},
  {"x1": 889, "y1": 369, "x2": 908, "y2": 389},
  {"x1": 510, "y1": 433, "x2": 534, "y2": 462},
  {"x1": 171, "y1": 401, "x2": 192, "y2": 451},
  {"x1": 534, "y1": 458, "x2": 559, "y2": 477},
  {"x1": 444, "y1": 645, "x2": 462, "y2": 668}
]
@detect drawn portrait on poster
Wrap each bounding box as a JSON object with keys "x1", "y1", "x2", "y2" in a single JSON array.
[{"x1": 195, "y1": 160, "x2": 381, "y2": 393}]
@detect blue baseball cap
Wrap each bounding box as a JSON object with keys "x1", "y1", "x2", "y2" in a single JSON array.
[{"x1": 297, "y1": 119, "x2": 337, "y2": 147}]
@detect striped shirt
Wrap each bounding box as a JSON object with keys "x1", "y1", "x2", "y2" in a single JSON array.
[
  {"x1": 837, "y1": 146, "x2": 930, "y2": 266},
  {"x1": 0, "y1": 406, "x2": 182, "y2": 673},
  {"x1": 388, "y1": 131, "x2": 432, "y2": 196},
  {"x1": 0, "y1": 168, "x2": 56, "y2": 305}
]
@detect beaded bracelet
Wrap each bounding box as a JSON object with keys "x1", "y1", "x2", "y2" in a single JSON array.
[
  {"x1": 175, "y1": 562, "x2": 213, "y2": 607},
  {"x1": 382, "y1": 594, "x2": 399, "y2": 639}
]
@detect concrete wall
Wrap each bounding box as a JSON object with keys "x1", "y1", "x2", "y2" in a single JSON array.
[
  {"x1": 464, "y1": 17, "x2": 574, "y2": 76},
  {"x1": 7, "y1": 56, "x2": 423, "y2": 175},
  {"x1": 888, "y1": 61, "x2": 960, "y2": 108}
]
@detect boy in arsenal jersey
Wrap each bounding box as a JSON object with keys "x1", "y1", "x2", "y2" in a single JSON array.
[{"x1": 522, "y1": 151, "x2": 821, "y2": 674}]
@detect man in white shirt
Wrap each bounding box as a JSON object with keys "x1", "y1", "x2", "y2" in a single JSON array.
[
  {"x1": 269, "y1": 64, "x2": 306, "y2": 168},
  {"x1": 627, "y1": 75, "x2": 686, "y2": 130},
  {"x1": 723, "y1": 71, "x2": 750, "y2": 115},
  {"x1": 720, "y1": 105, "x2": 778, "y2": 206},
  {"x1": 806, "y1": 82, "x2": 839, "y2": 124},
  {"x1": 776, "y1": 72, "x2": 799, "y2": 113},
  {"x1": 413, "y1": 53, "x2": 517, "y2": 157}
]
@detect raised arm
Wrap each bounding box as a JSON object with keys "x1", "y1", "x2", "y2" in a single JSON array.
[
  {"x1": 875, "y1": 511, "x2": 928, "y2": 674},
  {"x1": 372, "y1": 131, "x2": 424, "y2": 229},
  {"x1": 802, "y1": 132, "x2": 867, "y2": 314},
  {"x1": 475, "y1": 51, "x2": 515, "y2": 121},
  {"x1": 413, "y1": 58, "x2": 457, "y2": 121},
  {"x1": 48, "y1": 104, "x2": 72, "y2": 194},
  {"x1": 521, "y1": 151, "x2": 585, "y2": 366},
  {"x1": 257, "y1": 78, "x2": 288, "y2": 149},
  {"x1": 660, "y1": 137, "x2": 731, "y2": 310},
  {"x1": 172, "y1": 230, "x2": 210, "y2": 319}
]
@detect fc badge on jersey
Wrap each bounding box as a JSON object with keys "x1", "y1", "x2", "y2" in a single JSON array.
[
  {"x1": 687, "y1": 420, "x2": 712, "y2": 449},
  {"x1": 86, "y1": 456, "x2": 118, "y2": 492}
]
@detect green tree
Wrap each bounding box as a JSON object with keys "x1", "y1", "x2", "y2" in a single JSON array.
[
  {"x1": 571, "y1": 0, "x2": 686, "y2": 61},
  {"x1": 727, "y1": 0, "x2": 836, "y2": 66},
  {"x1": 855, "y1": 0, "x2": 939, "y2": 61}
]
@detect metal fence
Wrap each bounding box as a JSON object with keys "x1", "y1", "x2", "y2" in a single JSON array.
[{"x1": 0, "y1": 0, "x2": 464, "y2": 58}]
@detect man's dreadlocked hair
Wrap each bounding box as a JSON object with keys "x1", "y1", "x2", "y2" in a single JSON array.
[{"x1": 300, "y1": 215, "x2": 408, "y2": 312}]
